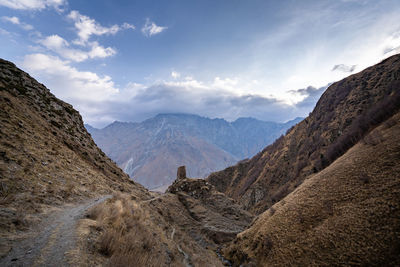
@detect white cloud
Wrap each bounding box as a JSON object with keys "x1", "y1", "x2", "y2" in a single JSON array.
[
  {"x1": 67, "y1": 10, "x2": 121, "y2": 45},
  {"x1": 0, "y1": 27, "x2": 11, "y2": 36},
  {"x1": 1, "y1": 16, "x2": 33, "y2": 30},
  {"x1": 88, "y1": 41, "x2": 116, "y2": 59},
  {"x1": 67, "y1": 10, "x2": 135, "y2": 46},
  {"x1": 39, "y1": 34, "x2": 116, "y2": 62},
  {"x1": 122, "y1": 22, "x2": 135, "y2": 30},
  {"x1": 21, "y1": 53, "x2": 119, "y2": 102},
  {"x1": 171, "y1": 71, "x2": 180, "y2": 79},
  {"x1": 331, "y1": 64, "x2": 357, "y2": 73},
  {"x1": 18, "y1": 53, "x2": 320, "y2": 127},
  {"x1": 213, "y1": 77, "x2": 239, "y2": 91},
  {"x1": 2, "y1": 16, "x2": 19, "y2": 24},
  {"x1": 0, "y1": 0, "x2": 66, "y2": 10},
  {"x1": 382, "y1": 30, "x2": 400, "y2": 56},
  {"x1": 141, "y1": 18, "x2": 167, "y2": 37}
]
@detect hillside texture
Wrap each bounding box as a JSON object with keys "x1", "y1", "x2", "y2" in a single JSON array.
[
  {"x1": 207, "y1": 54, "x2": 400, "y2": 214},
  {"x1": 0, "y1": 59, "x2": 149, "y2": 252},
  {"x1": 224, "y1": 112, "x2": 400, "y2": 266},
  {"x1": 87, "y1": 114, "x2": 301, "y2": 189},
  {"x1": 0, "y1": 58, "x2": 250, "y2": 266}
]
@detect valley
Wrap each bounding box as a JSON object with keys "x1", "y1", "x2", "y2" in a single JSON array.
[
  {"x1": 0, "y1": 53, "x2": 399, "y2": 266},
  {"x1": 86, "y1": 114, "x2": 301, "y2": 189}
]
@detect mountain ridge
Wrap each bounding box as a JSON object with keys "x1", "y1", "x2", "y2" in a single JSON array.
[
  {"x1": 86, "y1": 114, "x2": 302, "y2": 188},
  {"x1": 207, "y1": 54, "x2": 400, "y2": 214}
]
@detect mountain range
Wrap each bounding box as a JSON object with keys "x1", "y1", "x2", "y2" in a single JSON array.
[
  {"x1": 86, "y1": 114, "x2": 302, "y2": 189},
  {"x1": 1, "y1": 54, "x2": 399, "y2": 266}
]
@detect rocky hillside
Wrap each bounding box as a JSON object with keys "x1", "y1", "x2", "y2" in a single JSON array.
[
  {"x1": 207, "y1": 54, "x2": 400, "y2": 214},
  {"x1": 224, "y1": 111, "x2": 400, "y2": 266},
  {"x1": 87, "y1": 114, "x2": 301, "y2": 189},
  {"x1": 0, "y1": 58, "x2": 252, "y2": 266},
  {"x1": 0, "y1": 58, "x2": 149, "y2": 252}
]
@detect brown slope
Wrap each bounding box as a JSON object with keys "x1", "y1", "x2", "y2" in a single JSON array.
[
  {"x1": 0, "y1": 58, "x2": 149, "y2": 240},
  {"x1": 207, "y1": 54, "x2": 400, "y2": 214},
  {"x1": 0, "y1": 59, "x2": 250, "y2": 266},
  {"x1": 224, "y1": 112, "x2": 400, "y2": 266}
]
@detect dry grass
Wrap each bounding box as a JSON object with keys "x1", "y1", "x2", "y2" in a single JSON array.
[
  {"x1": 207, "y1": 54, "x2": 400, "y2": 214},
  {"x1": 0, "y1": 58, "x2": 149, "y2": 243},
  {"x1": 224, "y1": 113, "x2": 400, "y2": 266},
  {"x1": 83, "y1": 194, "x2": 181, "y2": 267},
  {"x1": 78, "y1": 192, "x2": 226, "y2": 267}
]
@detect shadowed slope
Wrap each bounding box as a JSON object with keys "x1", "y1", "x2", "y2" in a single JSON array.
[
  {"x1": 0, "y1": 58, "x2": 149, "y2": 252},
  {"x1": 207, "y1": 54, "x2": 400, "y2": 214},
  {"x1": 224, "y1": 112, "x2": 400, "y2": 266}
]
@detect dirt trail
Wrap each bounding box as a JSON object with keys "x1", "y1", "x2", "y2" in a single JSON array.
[{"x1": 0, "y1": 196, "x2": 111, "y2": 267}]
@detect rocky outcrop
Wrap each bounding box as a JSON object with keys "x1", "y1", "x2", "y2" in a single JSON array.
[{"x1": 167, "y1": 168, "x2": 253, "y2": 244}]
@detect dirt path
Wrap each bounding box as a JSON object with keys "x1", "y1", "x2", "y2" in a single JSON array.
[{"x1": 0, "y1": 195, "x2": 111, "y2": 267}]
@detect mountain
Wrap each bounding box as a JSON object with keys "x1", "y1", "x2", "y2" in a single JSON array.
[
  {"x1": 224, "y1": 109, "x2": 400, "y2": 266},
  {"x1": 0, "y1": 58, "x2": 254, "y2": 266},
  {"x1": 86, "y1": 114, "x2": 302, "y2": 189},
  {"x1": 207, "y1": 54, "x2": 400, "y2": 214},
  {"x1": 0, "y1": 58, "x2": 150, "y2": 250},
  {"x1": 1, "y1": 53, "x2": 400, "y2": 266}
]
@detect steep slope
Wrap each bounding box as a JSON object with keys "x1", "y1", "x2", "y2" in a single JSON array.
[
  {"x1": 87, "y1": 114, "x2": 301, "y2": 189},
  {"x1": 0, "y1": 58, "x2": 251, "y2": 266},
  {"x1": 207, "y1": 54, "x2": 400, "y2": 214},
  {"x1": 224, "y1": 112, "x2": 400, "y2": 266},
  {"x1": 0, "y1": 58, "x2": 149, "y2": 240}
]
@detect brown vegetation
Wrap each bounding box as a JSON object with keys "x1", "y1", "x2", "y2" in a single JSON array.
[
  {"x1": 207, "y1": 54, "x2": 400, "y2": 214},
  {"x1": 0, "y1": 59, "x2": 148, "y2": 250},
  {"x1": 78, "y1": 192, "x2": 225, "y2": 266},
  {"x1": 76, "y1": 176, "x2": 253, "y2": 266},
  {"x1": 223, "y1": 112, "x2": 400, "y2": 266}
]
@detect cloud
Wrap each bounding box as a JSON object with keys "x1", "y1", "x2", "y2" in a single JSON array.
[
  {"x1": 1, "y1": 16, "x2": 33, "y2": 30},
  {"x1": 213, "y1": 77, "x2": 240, "y2": 92},
  {"x1": 382, "y1": 30, "x2": 400, "y2": 56},
  {"x1": 19, "y1": 53, "x2": 327, "y2": 127},
  {"x1": 122, "y1": 22, "x2": 135, "y2": 30},
  {"x1": 67, "y1": 11, "x2": 135, "y2": 46},
  {"x1": 331, "y1": 64, "x2": 357, "y2": 73},
  {"x1": 0, "y1": 0, "x2": 66, "y2": 10},
  {"x1": 21, "y1": 53, "x2": 119, "y2": 102},
  {"x1": 90, "y1": 82, "x2": 293, "y2": 127},
  {"x1": 0, "y1": 27, "x2": 11, "y2": 36},
  {"x1": 171, "y1": 71, "x2": 180, "y2": 79},
  {"x1": 39, "y1": 35, "x2": 116, "y2": 62},
  {"x1": 141, "y1": 18, "x2": 167, "y2": 37},
  {"x1": 288, "y1": 85, "x2": 329, "y2": 109},
  {"x1": 67, "y1": 10, "x2": 121, "y2": 45}
]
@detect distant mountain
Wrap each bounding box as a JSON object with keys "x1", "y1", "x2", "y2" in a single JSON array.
[{"x1": 86, "y1": 114, "x2": 302, "y2": 189}]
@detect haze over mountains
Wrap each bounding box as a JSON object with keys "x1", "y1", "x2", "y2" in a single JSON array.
[{"x1": 86, "y1": 114, "x2": 302, "y2": 189}]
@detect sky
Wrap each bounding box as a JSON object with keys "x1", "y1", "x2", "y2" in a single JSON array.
[{"x1": 1, "y1": 0, "x2": 400, "y2": 127}]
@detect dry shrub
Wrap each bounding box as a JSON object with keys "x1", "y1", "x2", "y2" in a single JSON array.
[
  {"x1": 86, "y1": 203, "x2": 104, "y2": 220},
  {"x1": 89, "y1": 195, "x2": 171, "y2": 267},
  {"x1": 98, "y1": 228, "x2": 118, "y2": 256}
]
